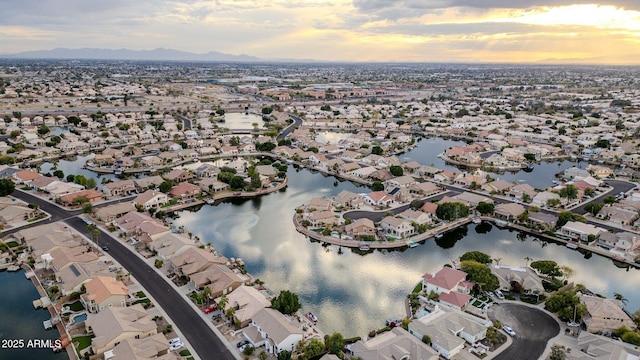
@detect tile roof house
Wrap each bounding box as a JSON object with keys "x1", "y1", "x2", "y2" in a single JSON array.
[
  {"x1": 188, "y1": 263, "x2": 246, "y2": 294},
  {"x1": 580, "y1": 293, "x2": 637, "y2": 334},
  {"x1": 306, "y1": 210, "x2": 339, "y2": 227},
  {"x1": 572, "y1": 331, "x2": 640, "y2": 360},
  {"x1": 243, "y1": 308, "x2": 303, "y2": 355},
  {"x1": 102, "y1": 179, "x2": 137, "y2": 197},
  {"x1": 345, "y1": 218, "x2": 376, "y2": 239},
  {"x1": 148, "y1": 232, "x2": 194, "y2": 260},
  {"x1": 168, "y1": 182, "x2": 201, "y2": 200},
  {"x1": 134, "y1": 190, "x2": 169, "y2": 210},
  {"x1": 351, "y1": 327, "x2": 439, "y2": 360},
  {"x1": 422, "y1": 267, "x2": 469, "y2": 295},
  {"x1": 104, "y1": 333, "x2": 176, "y2": 360},
  {"x1": 491, "y1": 265, "x2": 544, "y2": 295},
  {"x1": 560, "y1": 221, "x2": 606, "y2": 242},
  {"x1": 95, "y1": 202, "x2": 137, "y2": 223},
  {"x1": 81, "y1": 276, "x2": 129, "y2": 313},
  {"x1": 59, "y1": 189, "x2": 104, "y2": 205},
  {"x1": 363, "y1": 191, "x2": 396, "y2": 207},
  {"x1": 220, "y1": 285, "x2": 272, "y2": 328},
  {"x1": 168, "y1": 247, "x2": 228, "y2": 278},
  {"x1": 408, "y1": 307, "x2": 490, "y2": 360},
  {"x1": 12, "y1": 169, "x2": 42, "y2": 184},
  {"x1": 379, "y1": 216, "x2": 414, "y2": 239},
  {"x1": 493, "y1": 203, "x2": 526, "y2": 221},
  {"x1": 85, "y1": 304, "x2": 157, "y2": 356}
]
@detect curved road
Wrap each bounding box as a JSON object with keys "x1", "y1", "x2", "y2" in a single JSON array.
[
  {"x1": 277, "y1": 115, "x2": 302, "y2": 141},
  {"x1": 489, "y1": 303, "x2": 560, "y2": 360},
  {"x1": 10, "y1": 191, "x2": 237, "y2": 360}
]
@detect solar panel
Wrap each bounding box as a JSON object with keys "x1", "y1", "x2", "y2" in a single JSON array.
[{"x1": 70, "y1": 264, "x2": 81, "y2": 277}]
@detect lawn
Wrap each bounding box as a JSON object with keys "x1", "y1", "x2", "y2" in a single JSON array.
[
  {"x1": 68, "y1": 300, "x2": 84, "y2": 312},
  {"x1": 179, "y1": 350, "x2": 191, "y2": 356},
  {"x1": 136, "y1": 291, "x2": 146, "y2": 298},
  {"x1": 6, "y1": 241, "x2": 19, "y2": 248},
  {"x1": 72, "y1": 335, "x2": 93, "y2": 352},
  {"x1": 412, "y1": 282, "x2": 423, "y2": 294}
]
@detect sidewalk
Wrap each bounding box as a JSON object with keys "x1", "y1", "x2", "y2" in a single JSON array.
[{"x1": 87, "y1": 215, "x2": 242, "y2": 360}]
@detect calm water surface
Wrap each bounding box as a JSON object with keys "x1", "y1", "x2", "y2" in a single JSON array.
[
  {"x1": 0, "y1": 270, "x2": 66, "y2": 360},
  {"x1": 223, "y1": 113, "x2": 265, "y2": 130},
  {"x1": 175, "y1": 167, "x2": 640, "y2": 337}
]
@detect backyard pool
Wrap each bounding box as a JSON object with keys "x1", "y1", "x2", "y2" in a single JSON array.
[{"x1": 71, "y1": 313, "x2": 87, "y2": 325}]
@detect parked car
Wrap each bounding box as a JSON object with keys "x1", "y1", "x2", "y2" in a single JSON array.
[
  {"x1": 502, "y1": 326, "x2": 516, "y2": 336},
  {"x1": 101, "y1": 246, "x2": 110, "y2": 252},
  {"x1": 236, "y1": 340, "x2": 250, "y2": 348},
  {"x1": 168, "y1": 337, "x2": 181, "y2": 345},
  {"x1": 567, "y1": 321, "x2": 580, "y2": 327},
  {"x1": 494, "y1": 290, "x2": 505, "y2": 300},
  {"x1": 203, "y1": 305, "x2": 217, "y2": 314},
  {"x1": 169, "y1": 342, "x2": 184, "y2": 351}
]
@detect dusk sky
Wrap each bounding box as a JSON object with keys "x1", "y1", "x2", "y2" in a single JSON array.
[{"x1": 2, "y1": 0, "x2": 640, "y2": 63}]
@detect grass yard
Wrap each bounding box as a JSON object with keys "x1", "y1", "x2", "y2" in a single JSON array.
[{"x1": 72, "y1": 335, "x2": 93, "y2": 351}]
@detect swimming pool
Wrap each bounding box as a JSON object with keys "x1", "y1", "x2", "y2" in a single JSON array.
[{"x1": 71, "y1": 313, "x2": 87, "y2": 325}]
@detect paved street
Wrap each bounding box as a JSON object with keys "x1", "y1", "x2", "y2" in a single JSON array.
[
  {"x1": 488, "y1": 303, "x2": 560, "y2": 360},
  {"x1": 11, "y1": 191, "x2": 237, "y2": 360}
]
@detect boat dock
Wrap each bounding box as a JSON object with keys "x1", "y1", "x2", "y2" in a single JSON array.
[{"x1": 43, "y1": 319, "x2": 53, "y2": 330}]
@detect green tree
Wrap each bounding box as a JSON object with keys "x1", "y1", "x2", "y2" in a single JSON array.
[
  {"x1": 82, "y1": 203, "x2": 93, "y2": 214},
  {"x1": 261, "y1": 107, "x2": 273, "y2": 115},
  {"x1": 159, "y1": 181, "x2": 173, "y2": 193},
  {"x1": 523, "y1": 153, "x2": 536, "y2": 161},
  {"x1": 371, "y1": 146, "x2": 383, "y2": 155},
  {"x1": 603, "y1": 195, "x2": 617, "y2": 204},
  {"x1": 302, "y1": 338, "x2": 325, "y2": 360},
  {"x1": 37, "y1": 125, "x2": 50, "y2": 135},
  {"x1": 476, "y1": 201, "x2": 495, "y2": 215},
  {"x1": 389, "y1": 165, "x2": 403, "y2": 176},
  {"x1": 277, "y1": 350, "x2": 292, "y2": 360},
  {"x1": 460, "y1": 260, "x2": 499, "y2": 291},
  {"x1": 250, "y1": 173, "x2": 262, "y2": 189},
  {"x1": 410, "y1": 199, "x2": 425, "y2": 210},
  {"x1": 530, "y1": 260, "x2": 563, "y2": 277},
  {"x1": 421, "y1": 335, "x2": 432, "y2": 345},
  {"x1": 53, "y1": 169, "x2": 64, "y2": 179},
  {"x1": 584, "y1": 202, "x2": 604, "y2": 216},
  {"x1": 460, "y1": 251, "x2": 492, "y2": 264},
  {"x1": 271, "y1": 290, "x2": 301, "y2": 315},
  {"x1": 85, "y1": 177, "x2": 97, "y2": 189},
  {"x1": 559, "y1": 184, "x2": 579, "y2": 199},
  {"x1": 0, "y1": 178, "x2": 16, "y2": 196},
  {"x1": 545, "y1": 289, "x2": 587, "y2": 320},
  {"x1": 436, "y1": 202, "x2": 470, "y2": 221},
  {"x1": 324, "y1": 332, "x2": 345, "y2": 355},
  {"x1": 229, "y1": 136, "x2": 240, "y2": 146},
  {"x1": 229, "y1": 176, "x2": 246, "y2": 190},
  {"x1": 371, "y1": 181, "x2": 384, "y2": 191}
]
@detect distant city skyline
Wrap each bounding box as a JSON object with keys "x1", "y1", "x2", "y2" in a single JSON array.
[{"x1": 2, "y1": 0, "x2": 640, "y2": 64}]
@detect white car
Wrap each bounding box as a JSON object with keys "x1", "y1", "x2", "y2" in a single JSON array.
[
  {"x1": 168, "y1": 337, "x2": 181, "y2": 345},
  {"x1": 567, "y1": 321, "x2": 580, "y2": 327},
  {"x1": 169, "y1": 342, "x2": 184, "y2": 351},
  {"x1": 494, "y1": 290, "x2": 505, "y2": 300},
  {"x1": 502, "y1": 326, "x2": 516, "y2": 336}
]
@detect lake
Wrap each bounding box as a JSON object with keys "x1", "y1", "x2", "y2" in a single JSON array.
[
  {"x1": 174, "y1": 166, "x2": 640, "y2": 337},
  {"x1": 223, "y1": 112, "x2": 265, "y2": 131}
]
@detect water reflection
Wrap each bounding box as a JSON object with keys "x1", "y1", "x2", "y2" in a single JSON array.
[
  {"x1": 174, "y1": 167, "x2": 640, "y2": 337},
  {"x1": 223, "y1": 113, "x2": 264, "y2": 130}
]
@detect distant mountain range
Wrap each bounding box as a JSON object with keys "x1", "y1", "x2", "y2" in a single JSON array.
[{"x1": 0, "y1": 48, "x2": 261, "y2": 62}]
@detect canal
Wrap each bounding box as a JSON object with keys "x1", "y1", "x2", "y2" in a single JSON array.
[{"x1": 174, "y1": 165, "x2": 640, "y2": 337}]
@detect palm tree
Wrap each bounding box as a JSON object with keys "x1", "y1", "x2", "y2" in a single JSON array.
[
  {"x1": 614, "y1": 292, "x2": 628, "y2": 306},
  {"x1": 524, "y1": 256, "x2": 532, "y2": 267},
  {"x1": 493, "y1": 257, "x2": 502, "y2": 266},
  {"x1": 203, "y1": 286, "x2": 212, "y2": 306},
  {"x1": 218, "y1": 294, "x2": 228, "y2": 311}
]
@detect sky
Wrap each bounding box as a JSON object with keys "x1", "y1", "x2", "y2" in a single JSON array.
[{"x1": 2, "y1": 0, "x2": 640, "y2": 63}]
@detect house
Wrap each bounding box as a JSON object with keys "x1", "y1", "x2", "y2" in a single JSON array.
[
  {"x1": 572, "y1": 331, "x2": 640, "y2": 360},
  {"x1": 162, "y1": 169, "x2": 193, "y2": 183},
  {"x1": 168, "y1": 182, "x2": 201, "y2": 201},
  {"x1": 379, "y1": 216, "x2": 414, "y2": 239},
  {"x1": 560, "y1": 221, "x2": 606, "y2": 242},
  {"x1": 114, "y1": 212, "x2": 168, "y2": 236},
  {"x1": 580, "y1": 293, "x2": 636, "y2": 334},
  {"x1": 564, "y1": 166, "x2": 590, "y2": 180},
  {"x1": 85, "y1": 304, "x2": 157, "y2": 355},
  {"x1": 219, "y1": 285, "x2": 271, "y2": 328},
  {"x1": 482, "y1": 179, "x2": 513, "y2": 194},
  {"x1": 363, "y1": 191, "x2": 395, "y2": 207},
  {"x1": 408, "y1": 307, "x2": 490, "y2": 360},
  {"x1": 399, "y1": 209, "x2": 431, "y2": 225},
  {"x1": 59, "y1": 189, "x2": 104, "y2": 205},
  {"x1": 81, "y1": 276, "x2": 129, "y2": 313},
  {"x1": 507, "y1": 183, "x2": 537, "y2": 202},
  {"x1": 453, "y1": 192, "x2": 492, "y2": 207},
  {"x1": 102, "y1": 180, "x2": 137, "y2": 197},
  {"x1": 438, "y1": 291, "x2": 472, "y2": 311},
  {"x1": 493, "y1": 203, "x2": 526, "y2": 221},
  {"x1": 95, "y1": 202, "x2": 137, "y2": 223},
  {"x1": 199, "y1": 178, "x2": 229, "y2": 193},
  {"x1": 133, "y1": 176, "x2": 164, "y2": 192},
  {"x1": 255, "y1": 165, "x2": 277, "y2": 179},
  {"x1": 307, "y1": 198, "x2": 333, "y2": 212},
  {"x1": 242, "y1": 308, "x2": 303, "y2": 355},
  {"x1": 168, "y1": 247, "x2": 227, "y2": 279},
  {"x1": 351, "y1": 327, "x2": 439, "y2": 360},
  {"x1": 306, "y1": 210, "x2": 338, "y2": 227},
  {"x1": 526, "y1": 212, "x2": 558, "y2": 231},
  {"x1": 532, "y1": 191, "x2": 562, "y2": 207},
  {"x1": 148, "y1": 232, "x2": 194, "y2": 260},
  {"x1": 409, "y1": 182, "x2": 441, "y2": 197},
  {"x1": 189, "y1": 263, "x2": 245, "y2": 295},
  {"x1": 384, "y1": 175, "x2": 417, "y2": 191},
  {"x1": 344, "y1": 218, "x2": 376, "y2": 239},
  {"x1": 104, "y1": 333, "x2": 174, "y2": 360},
  {"x1": 332, "y1": 190, "x2": 364, "y2": 209},
  {"x1": 422, "y1": 267, "x2": 470, "y2": 295},
  {"x1": 134, "y1": 190, "x2": 169, "y2": 210},
  {"x1": 596, "y1": 206, "x2": 638, "y2": 226},
  {"x1": 12, "y1": 169, "x2": 42, "y2": 184},
  {"x1": 491, "y1": 265, "x2": 544, "y2": 295}
]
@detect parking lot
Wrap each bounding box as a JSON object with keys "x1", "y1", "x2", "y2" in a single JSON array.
[{"x1": 488, "y1": 303, "x2": 560, "y2": 360}]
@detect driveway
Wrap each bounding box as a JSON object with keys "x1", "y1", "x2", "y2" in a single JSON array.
[{"x1": 488, "y1": 303, "x2": 560, "y2": 360}]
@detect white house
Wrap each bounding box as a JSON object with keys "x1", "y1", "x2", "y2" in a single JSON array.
[{"x1": 242, "y1": 308, "x2": 303, "y2": 355}]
